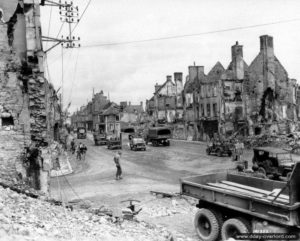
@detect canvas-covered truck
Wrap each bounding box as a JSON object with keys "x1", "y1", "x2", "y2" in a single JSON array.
[
  {"x1": 180, "y1": 162, "x2": 300, "y2": 241},
  {"x1": 145, "y1": 127, "x2": 172, "y2": 146}
]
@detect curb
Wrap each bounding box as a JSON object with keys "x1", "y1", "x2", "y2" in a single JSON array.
[{"x1": 170, "y1": 139, "x2": 207, "y2": 146}]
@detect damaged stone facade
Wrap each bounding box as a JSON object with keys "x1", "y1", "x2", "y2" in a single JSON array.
[
  {"x1": 0, "y1": 0, "x2": 60, "y2": 187},
  {"x1": 146, "y1": 73, "x2": 183, "y2": 124},
  {"x1": 146, "y1": 35, "x2": 298, "y2": 141},
  {"x1": 246, "y1": 35, "x2": 297, "y2": 135}
]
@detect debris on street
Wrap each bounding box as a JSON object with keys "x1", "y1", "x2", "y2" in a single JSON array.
[{"x1": 0, "y1": 185, "x2": 173, "y2": 241}]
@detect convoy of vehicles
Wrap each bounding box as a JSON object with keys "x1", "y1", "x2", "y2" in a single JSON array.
[
  {"x1": 181, "y1": 162, "x2": 300, "y2": 241},
  {"x1": 77, "y1": 127, "x2": 87, "y2": 139},
  {"x1": 144, "y1": 127, "x2": 172, "y2": 146},
  {"x1": 252, "y1": 146, "x2": 295, "y2": 178}
]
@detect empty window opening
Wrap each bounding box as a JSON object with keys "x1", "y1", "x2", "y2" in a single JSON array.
[{"x1": 2, "y1": 116, "x2": 14, "y2": 126}]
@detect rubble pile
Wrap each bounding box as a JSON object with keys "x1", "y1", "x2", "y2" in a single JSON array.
[
  {"x1": 243, "y1": 132, "x2": 300, "y2": 149},
  {"x1": 142, "y1": 198, "x2": 197, "y2": 218},
  {"x1": 0, "y1": 186, "x2": 173, "y2": 241}
]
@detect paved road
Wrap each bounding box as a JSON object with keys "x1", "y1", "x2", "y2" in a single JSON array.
[
  {"x1": 51, "y1": 134, "x2": 236, "y2": 202},
  {"x1": 50, "y1": 135, "x2": 237, "y2": 239}
]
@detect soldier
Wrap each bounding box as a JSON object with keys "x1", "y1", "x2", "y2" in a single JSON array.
[{"x1": 114, "y1": 151, "x2": 122, "y2": 180}]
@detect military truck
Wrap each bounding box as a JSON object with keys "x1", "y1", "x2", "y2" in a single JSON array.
[
  {"x1": 77, "y1": 127, "x2": 87, "y2": 139},
  {"x1": 145, "y1": 127, "x2": 171, "y2": 146},
  {"x1": 129, "y1": 136, "x2": 146, "y2": 151},
  {"x1": 93, "y1": 132, "x2": 107, "y2": 146},
  {"x1": 252, "y1": 147, "x2": 295, "y2": 179},
  {"x1": 180, "y1": 163, "x2": 300, "y2": 241}
]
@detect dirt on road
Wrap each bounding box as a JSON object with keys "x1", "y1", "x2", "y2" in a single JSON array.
[{"x1": 50, "y1": 134, "x2": 243, "y2": 240}]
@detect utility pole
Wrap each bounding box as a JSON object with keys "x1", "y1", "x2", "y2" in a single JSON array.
[
  {"x1": 41, "y1": 0, "x2": 81, "y2": 125},
  {"x1": 41, "y1": 0, "x2": 81, "y2": 53}
]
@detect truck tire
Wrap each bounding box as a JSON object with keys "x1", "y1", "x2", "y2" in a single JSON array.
[
  {"x1": 194, "y1": 208, "x2": 221, "y2": 241},
  {"x1": 258, "y1": 167, "x2": 266, "y2": 175},
  {"x1": 221, "y1": 218, "x2": 251, "y2": 241},
  {"x1": 217, "y1": 149, "x2": 222, "y2": 157}
]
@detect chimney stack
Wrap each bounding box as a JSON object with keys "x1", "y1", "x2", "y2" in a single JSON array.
[
  {"x1": 166, "y1": 75, "x2": 172, "y2": 82},
  {"x1": 188, "y1": 65, "x2": 204, "y2": 82},
  {"x1": 260, "y1": 35, "x2": 275, "y2": 90},
  {"x1": 231, "y1": 41, "x2": 244, "y2": 80}
]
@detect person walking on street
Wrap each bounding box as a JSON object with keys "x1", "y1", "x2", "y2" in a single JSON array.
[
  {"x1": 114, "y1": 151, "x2": 122, "y2": 180},
  {"x1": 80, "y1": 143, "x2": 87, "y2": 161}
]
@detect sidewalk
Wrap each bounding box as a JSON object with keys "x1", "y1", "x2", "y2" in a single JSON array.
[{"x1": 170, "y1": 138, "x2": 207, "y2": 146}]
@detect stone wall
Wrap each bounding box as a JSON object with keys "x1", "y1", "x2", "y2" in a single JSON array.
[{"x1": 0, "y1": 1, "x2": 60, "y2": 190}]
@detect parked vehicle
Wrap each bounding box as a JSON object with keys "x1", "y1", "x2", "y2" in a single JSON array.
[
  {"x1": 180, "y1": 162, "x2": 300, "y2": 241},
  {"x1": 206, "y1": 140, "x2": 233, "y2": 157},
  {"x1": 129, "y1": 136, "x2": 146, "y2": 151},
  {"x1": 107, "y1": 138, "x2": 122, "y2": 150},
  {"x1": 77, "y1": 127, "x2": 87, "y2": 139},
  {"x1": 93, "y1": 132, "x2": 107, "y2": 146},
  {"x1": 252, "y1": 147, "x2": 295, "y2": 178},
  {"x1": 145, "y1": 127, "x2": 171, "y2": 146}
]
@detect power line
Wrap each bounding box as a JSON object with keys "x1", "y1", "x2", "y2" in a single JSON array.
[
  {"x1": 45, "y1": 6, "x2": 53, "y2": 49},
  {"x1": 82, "y1": 17, "x2": 300, "y2": 48},
  {"x1": 71, "y1": 0, "x2": 92, "y2": 33},
  {"x1": 56, "y1": 21, "x2": 65, "y2": 39},
  {"x1": 68, "y1": 48, "x2": 80, "y2": 103}
]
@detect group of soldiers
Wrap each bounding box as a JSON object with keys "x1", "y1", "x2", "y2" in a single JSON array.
[{"x1": 70, "y1": 139, "x2": 87, "y2": 160}]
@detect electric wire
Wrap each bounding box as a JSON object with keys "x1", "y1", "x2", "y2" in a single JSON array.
[
  {"x1": 82, "y1": 17, "x2": 300, "y2": 48},
  {"x1": 68, "y1": 48, "x2": 80, "y2": 104},
  {"x1": 71, "y1": 0, "x2": 92, "y2": 34}
]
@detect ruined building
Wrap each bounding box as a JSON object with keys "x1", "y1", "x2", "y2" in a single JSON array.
[
  {"x1": 152, "y1": 35, "x2": 298, "y2": 141},
  {"x1": 146, "y1": 73, "x2": 183, "y2": 124},
  {"x1": 0, "y1": 1, "x2": 60, "y2": 186},
  {"x1": 246, "y1": 35, "x2": 297, "y2": 135}
]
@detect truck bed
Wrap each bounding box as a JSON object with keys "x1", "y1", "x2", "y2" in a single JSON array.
[{"x1": 181, "y1": 171, "x2": 300, "y2": 227}]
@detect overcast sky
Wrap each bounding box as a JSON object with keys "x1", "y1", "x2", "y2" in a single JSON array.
[{"x1": 40, "y1": 0, "x2": 300, "y2": 113}]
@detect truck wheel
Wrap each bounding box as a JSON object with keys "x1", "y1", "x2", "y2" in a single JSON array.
[
  {"x1": 258, "y1": 167, "x2": 266, "y2": 175},
  {"x1": 206, "y1": 149, "x2": 210, "y2": 155},
  {"x1": 194, "y1": 208, "x2": 221, "y2": 241},
  {"x1": 217, "y1": 149, "x2": 222, "y2": 157},
  {"x1": 221, "y1": 218, "x2": 251, "y2": 241}
]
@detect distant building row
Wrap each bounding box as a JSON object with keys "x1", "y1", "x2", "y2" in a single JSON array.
[
  {"x1": 71, "y1": 91, "x2": 145, "y2": 137},
  {"x1": 146, "y1": 35, "x2": 299, "y2": 141}
]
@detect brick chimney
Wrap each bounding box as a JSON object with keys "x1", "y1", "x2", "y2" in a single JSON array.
[
  {"x1": 231, "y1": 41, "x2": 244, "y2": 80},
  {"x1": 260, "y1": 35, "x2": 275, "y2": 90}
]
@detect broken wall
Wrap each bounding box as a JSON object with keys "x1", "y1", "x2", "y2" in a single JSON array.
[{"x1": 0, "y1": 14, "x2": 31, "y2": 182}]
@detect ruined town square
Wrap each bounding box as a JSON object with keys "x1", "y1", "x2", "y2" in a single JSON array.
[{"x1": 1, "y1": 0, "x2": 300, "y2": 241}]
